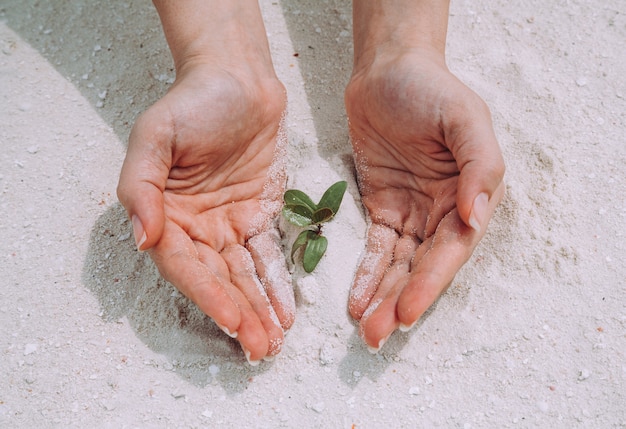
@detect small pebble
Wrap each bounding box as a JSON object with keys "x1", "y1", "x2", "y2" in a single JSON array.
[
  {"x1": 311, "y1": 402, "x2": 325, "y2": 413},
  {"x1": 117, "y1": 232, "x2": 131, "y2": 241},
  {"x1": 578, "y1": 369, "x2": 591, "y2": 381},
  {"x1": 296, "y1": 276, "x2": 318, "y2": 305},
  {"x1": 319, "y1": 342, "x2": 334, "y2": 365},
  {"x1": 23, "y1": 343, "x2": 37, "y2": 356},
  {"x1": 171, "y1": 390, "x2": 186, "y2": 399}
]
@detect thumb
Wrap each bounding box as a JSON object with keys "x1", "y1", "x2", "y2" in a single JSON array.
[
  {"x1": 448, "y1": 98, "x2": 505, "y2": 233},
  {"x1": 117, "y1": 111, "x2": 172, "y2": 251}
]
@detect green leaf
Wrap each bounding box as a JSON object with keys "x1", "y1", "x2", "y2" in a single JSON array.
[
  {"x1": 303, "y1": 234, "x2": 328, "y2": 273},
  {"x1": 311, "y1": 207, "x2": 334, "y2": 224},
  {"x1": 317, "y1": 181, "x2": 347, "y2": 215},
  {"x1": 284, "y1": 189, "x2": 317, "y2": 212},
  {"x1": 290, "y1": 230, "x2": 314, "y2": 263},
  {"x1": 282, "y1": 205, "x2": 313, "y2": 227}
]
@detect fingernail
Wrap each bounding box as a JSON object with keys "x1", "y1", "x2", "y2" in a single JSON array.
[
  {"x1": 367, "y1": 334, "x2": 391, "y2": 354},
  {"x1": 242, "y1": 347, "x2": 261, "y2": 367},
  {"x1": 262, "y1": 355, "x2": 275, "y2": 362},
  {"x1": 131, "y1": 215, "x2": 147, "y2": 251},
  {"x1": 468, "y1": 193, "x2": 489, "y2": 232},
  {"x1": 399, "y1": 320, "x2": 417, "y2": 333},
  {"x1": 217, "y1": 324, "x2": 238, "y2": 339}
]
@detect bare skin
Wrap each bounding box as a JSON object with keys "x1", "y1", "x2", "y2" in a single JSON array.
[
  {"x1": 346, "y1": 0, "x2": 505, "y2": 351},
  {"x1": 117, "y1": 0, "x2": 294, "y2": 364},
  {"x1": 117, "y1": 0, "x2": 505, "y2": 361}
]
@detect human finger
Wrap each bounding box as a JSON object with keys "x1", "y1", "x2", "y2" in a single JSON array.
[
  {"x1": 397, "y1": 183, "x2": 503, "y2": 329},
  {"x1": 246, "y1": 230, "x2": 295, "y2": 330},
  {"x1": 348, "y1": 224, "x2": 398, "y2": 320},
  {"x1": 398, "y1": 209, "x2": 476, "y2": 328},
  {"x1": 117, "y1": 108, "x2": 172, "y2": 251},
  {"x1": 221, "y1": 244, "x2": 284, "y2": 359},
  {"x1": 358, "y1": 235, "x2": 418, "y2": 351},
  {"x1": 191, "y1": 241, "x2": 270, "y2": 364},
  {"x1": 149, "y1": 221, "x2": 243, "y2": 339},
  {"x1": 445, "y1": 94, "x2": 505, "y2": 233}
]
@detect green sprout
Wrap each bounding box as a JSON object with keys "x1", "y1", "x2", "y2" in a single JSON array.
[{"x1": 282, "y1": 180, "x2": 348, "y2": 273}]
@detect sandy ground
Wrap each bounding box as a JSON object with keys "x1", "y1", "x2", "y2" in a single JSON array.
[{"x1": 1, "y1": 0, "x2": 625, "y2": 427}]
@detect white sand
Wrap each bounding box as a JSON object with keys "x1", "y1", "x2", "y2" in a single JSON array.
[{"x1": 1, "y1": 0, "x2": 625, "y2": 427}]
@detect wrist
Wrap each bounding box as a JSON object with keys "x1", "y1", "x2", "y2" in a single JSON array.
[
  {"x1": 153, "y1": 0, "x2": 277, "y2": 79},
  {"x1": 352, "y1": 0, "x2": 449, "y2": 72}
]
